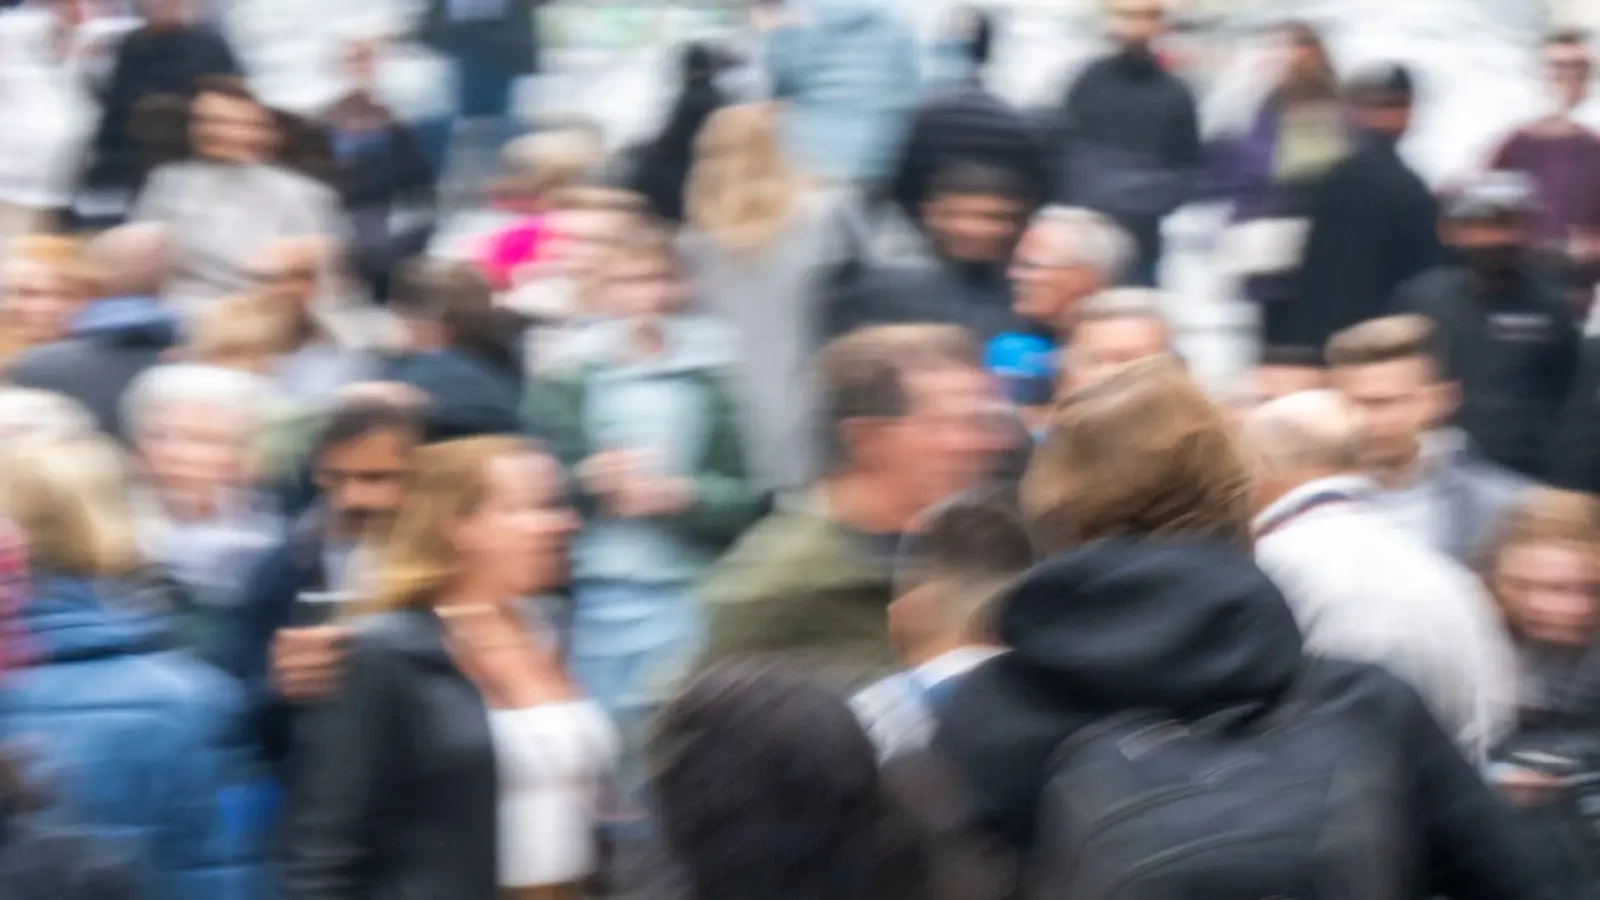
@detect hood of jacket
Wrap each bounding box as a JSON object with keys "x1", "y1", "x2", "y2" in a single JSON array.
[
  {"x1": 936, "y1": 538, "x2": 1305, "y2": 848},
  {"x1": 383, "y1": 349, "x2": 522, "y2": 440},
  {"x1": 22, "y1": 576, "x2": 171, "y2": 665},
  {"x1": 67, "y1": 296, "x2": 180, "y2": 349},
  {"x1": 1002, "y1": 537, "x2": 1305, "y2": 711}
]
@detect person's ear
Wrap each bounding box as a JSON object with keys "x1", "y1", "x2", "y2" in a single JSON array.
[
  {"x1": 838, "y1": 417, "x2": 888, "y2": 472},
  {"x1": 1429, "y1": 379, "x2": 1461, "y2": 426}
]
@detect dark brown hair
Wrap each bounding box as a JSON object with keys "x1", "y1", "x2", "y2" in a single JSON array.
[{"x1": 392, "y1": 261, "x2": 521, "y2": 378}]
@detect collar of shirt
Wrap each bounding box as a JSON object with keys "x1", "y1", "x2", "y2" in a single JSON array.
[
  {"x1": 913, "y1": 646, "x2": 1006, "y2": 689},
  {"x1": 1252, "y1": 474, "x2": 1374, "y2": 536}
]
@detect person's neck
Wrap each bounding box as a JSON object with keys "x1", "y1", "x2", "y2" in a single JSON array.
[
  {"x1": 627, "y1": 317, "x2": 666, "y2": 360},
  {"x1": 823, "y1": 473, "x2": 920, "y2": 535},
  {"x1": 434, "y1": 581, "x2": 519, "y2": 615},
  {"x1": 160, "y1": 485, "x2": 222, "y2": 522},
  {"x1": 902, "y1": 634, "x2": 993, "y2": 669},
  {"x1": 1531, "y1": 112, "x2": 1583, "y2": 136},
  {"x1": 1372, "y1": 450, "x2": 1424, "y2": 490}
]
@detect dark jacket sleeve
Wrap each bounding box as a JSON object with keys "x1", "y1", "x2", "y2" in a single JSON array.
[
  {"x1": 1387, "y1": 671, "x2": 1587, "y2": 900},
  {"x1": 659, "y1": 372, "x2": 766, "y2": 546},
  {"x1": 280, "y1": 632, "x2": 405, "y2": 900},
  {"x1": 1549, "y1": 337, "x2": 1600, "y2": 493}
]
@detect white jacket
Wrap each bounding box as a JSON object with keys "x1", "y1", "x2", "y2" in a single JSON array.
[
  {"x1": 1254, "y1": 475, "x2": 1518, "y2": 762},
  {"x1": 0, "y1": 8, "x2": 98, "y2": 209}
]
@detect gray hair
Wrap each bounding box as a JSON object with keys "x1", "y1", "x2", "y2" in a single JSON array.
[
  {"x1": 1237, "y1": 389, "x2": 1359, "y2": 477},
  {"x1": 1078, "y1": 288, "x2": 1171, "y2": 329},
  {"x1": 0, "y1": 388, "x2": 97, "y2": 441},
  {"x1": 1026, "y1": 206, "x2": 1136, "y2": 280},
  {"x1": 122, "y1": 363, "x2": 275, "y2": 444}
]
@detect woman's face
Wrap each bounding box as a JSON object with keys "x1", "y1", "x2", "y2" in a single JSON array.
[
  {"x1": 602, "y1": 252, "x2": 684, "y2": 318},
  {"x1": 457, "y1": 453, "x2": 578, "y2": 598},
  {"x1": 1495, "y1": 541, "x2": 1600, "y2": 646},
  {"x1": 141, "y1": 403, "x2": 253, "y2": 503},
  {"x1": 192, "y1": 91, "x2": 271, "y2": 164},
  {"x1": 3, "y1": 260, "x2": 76, "y2": 347}
]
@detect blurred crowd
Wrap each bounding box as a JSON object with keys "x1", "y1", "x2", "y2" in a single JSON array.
[{"x1": 2, "y1": 0, "x2": 1600, "y2": 899}]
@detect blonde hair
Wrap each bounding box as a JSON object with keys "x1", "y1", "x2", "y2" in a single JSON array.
[
  {"x1": 189, "y1": 294, "x2": 292, "y2": 369},
  {"x1": 496, "y1": 129, "x2": 604, "y2": 203},
  {"x1": 1023, "y1": 356, "x2": 1254, "y2": 554},
  {"x1": 373, "y1": 436, "x2": 536, "y2": 611},
  {"x1": 686, "y1": 103, "x2": 803, "y2": 254},
  {"x1": 0, "y1": 435, "x2": 143, "y2": 578}
]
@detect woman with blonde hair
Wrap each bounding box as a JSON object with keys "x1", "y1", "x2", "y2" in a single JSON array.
[
  {"x1": 683, "y1": 102, "x2": 840, "y2": 492},
  {"x1": 283, "y1": 436, "x2": 617, "y2": 900},
  {"x1": 930, "y1": 358, "x2": 1560, "y2": 900},
  {"x1": 0, "y1": 434, "x2": 261, "y2": 900}
]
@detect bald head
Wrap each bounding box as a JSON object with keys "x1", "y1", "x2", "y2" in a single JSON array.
[
  {"x1": 88, "y1": 224, "x2": 170, "y2": 298},
  {"x1": 1238, "y1": 389, "x2": 1360, "y2": 481}
]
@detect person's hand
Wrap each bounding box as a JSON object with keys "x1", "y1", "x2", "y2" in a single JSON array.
[
  {"x1": 578, "y1": 451, "x2": 641, "y2": 507},
  {"x1": 613, "y1": 474, "x2": 693, "y2": 519},
  {"x1": 438, "y1": 603, "x2": 573, "y2": 709},
  {"x1": 270, "y1": 626, "x2": 349, "y2": 701},
  {"x1": 1494, "y1": 767, "x2": 1568, "y2": 806}
]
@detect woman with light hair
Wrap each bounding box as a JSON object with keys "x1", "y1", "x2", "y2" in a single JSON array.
[
  {"x1": 930, "y1": 357, "x2": 1558, "y2": 900},
  {"x1": 682, "y1": 102, "x2": 838, "y2": 492},
  {"x1": 0, "y1": 433, "x2": 262, "y2": 900},
  {"x1": 282, "y1": 436, "x2": 615, "y2": 900},
  {"x1": 122, "y1": 362, "x2": 284, "y2": 652}
]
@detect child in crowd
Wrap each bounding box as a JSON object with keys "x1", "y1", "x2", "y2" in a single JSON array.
[
  {"x1": 523, "y1": 223, "x2": 764, "y2": 828},
  {"x1": 852, "y1": 487, "x2": 1034, "y2": 761}
]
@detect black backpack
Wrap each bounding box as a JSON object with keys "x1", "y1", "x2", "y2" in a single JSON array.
[{"x1": 1027, "y1": 671, "x2": 1408, "y2": 900}]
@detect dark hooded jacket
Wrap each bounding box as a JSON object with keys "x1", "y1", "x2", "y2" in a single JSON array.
[
  {"x1": 935, "y1": 538, "x2": 1577, "y2": 900},
  {"x1": 8, "y1": 297, "x2": 181, "y2": 443},
  {"x1": 381, "y1": 348, "x2": 523, "y2": 441}
]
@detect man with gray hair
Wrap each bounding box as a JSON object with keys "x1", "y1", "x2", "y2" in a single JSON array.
[
  {"x1": 1010, "y1": 206, "x2": 1135, "y2": 340},
  {"x1": 1240, "y1": 390, "x2": 1517, "y2": 762},
  {"x1": 9, "y1": 223, "x2": 180, "y2": 442}
]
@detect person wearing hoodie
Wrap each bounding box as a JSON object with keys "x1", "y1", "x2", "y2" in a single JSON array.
[
  {"x1": 523, "y1": 225, "x2": 763, "y2": 824},
  {"x1": 1392, "y1": 172, "x2": 1580, "y2": 481},
  {"x1": 8, "y1": 225, "x2": 177, "y2": 443},
  {"x1": 887, "y1": 6, "x2": 1048, "y2": 227},
  {"x1": 827, "y1": 161, "x2": 1033, "y2": 345},
  {"x1": 0, "y1": 434, "x2": 261, "y2": 900},
  {"x1": 757, "y1": 0, "x2": 921, "y2": 186},
  {"x1": 1047, "y1": 0, "x2": 1200, "y2": 286},
  {"x1": 1326, "y1": 315, "x2": 1529, "y2": 563},
  {"x1": 933, "y1": 357, "x2": 1573, "y2": 900},
  {"x1": 702, "y1": 324, "x2": 1000, "y2": 677},
  {"x1": 381, "y1": 260, "x2": 523, "y2": 440},
  {"x1": 1240, "y1": 390, "x2": 1519, "y2": 762}
]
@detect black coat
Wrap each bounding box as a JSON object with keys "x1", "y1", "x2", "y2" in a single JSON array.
[
  {"x1": 888, "y1": 81, "x2": 1049, "y2": 222},
  {"x1": 280, "y1": 609, "x2": 500, "y2": 900},
  {"x1": 825, "y1": 259, "x2": 1028, "y2": 347},
  {"x1": 330, "y1": 114, "x2": 438, "y2": 301},
  {"x1": 1289, "y1": 138, "x2": 1443, "y2": 352},
  {"x1": 1550, "y1": 336, "x2": 1600, "y2": 493},
  {"x1": 935, "y1": 537, "x2": 1578, "y2": 900},
  {"x1": 86, "y1": 25, "x2": 241, "y2": 194},
  {"x1": 1048, "y1": 53, "x2": 1201, "y2": 269},
  {"x1": 1393, "y1": 265, "x2": 1579, "y2": 480},
  {"x1": 630, "y1": 79, "x2": 726, "y2": 224}
]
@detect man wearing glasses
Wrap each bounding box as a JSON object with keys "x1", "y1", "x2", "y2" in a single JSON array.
[{"x1": 1489, "y1": 29, "x2": 1600, "y2": 315}]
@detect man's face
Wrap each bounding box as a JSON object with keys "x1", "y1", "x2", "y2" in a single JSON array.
[
  {"x1": 1068, "y1": 315, "x2": 1169, "y2": 390},
  {"x1": 601, "y1": 253, "x2": 683, "y2": 318},
  {"x1": 1010, "y1": 226, "x2": 1103, "y2": 333},
  {"x1": 1545, "y1": 41, "x2": 1592, "y2": 112},
  {"x1": 922, "y1": 193, "x2": 1025, "y2": 264},
  {"x1": 1451, "y1": 220, "x2": 1526, "y2": 255},
  {"x1": 1331, "y1": 358, "x2": 1441, "y2": 471},
  {"x1": 1350, "y1": 98, "x2": 1412, "y2": 140},
  {"x1": 3, "y1": 260, "x2": 75, "y2": 346},
  {"x1": 1109, "y1": 0, "x2": 1164, "y2": 52},
  {"x1": 315, "y1": 429, "x2": 414, "y2": 541},
  {"x1": 882, "y1": 364, "x2": 1003, "y2": 512}
]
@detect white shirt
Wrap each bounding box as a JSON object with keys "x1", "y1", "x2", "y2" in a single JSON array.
[
  {"x1": 1254, "y1": 475, "x2": 1518, "y2": 762},
  {"x1": 489, "y1": 700, "x2": 620, "y2": 888}
]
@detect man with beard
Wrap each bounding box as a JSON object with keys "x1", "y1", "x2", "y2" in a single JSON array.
[
  {"x1": 229, "y1": 392, "x2": 422, "y2": 769},
  {"x1": 1291, "y1": 63, "x2": 1442, "y2": 352},
  {"x1": 1047, "y1": 0, "x2": 1200, "y2": 286},
  {"x1": 1392, "y1": 172, "x2": 1580, "y2": 481}
]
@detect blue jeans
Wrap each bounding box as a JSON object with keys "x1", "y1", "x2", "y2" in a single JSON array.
[{"x1": 569, "y1": 580, "x2": 703, "y2": 815}]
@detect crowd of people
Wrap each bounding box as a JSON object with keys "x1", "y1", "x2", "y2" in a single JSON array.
[{"x1": 0, "y1": 0, "x2": 1599, "y2": 898}]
